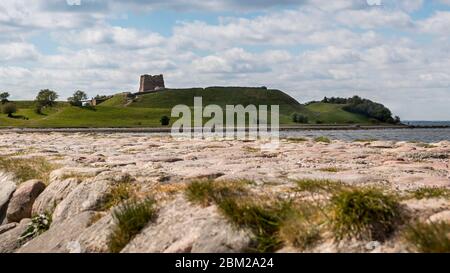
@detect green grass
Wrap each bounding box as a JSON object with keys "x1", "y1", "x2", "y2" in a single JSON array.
[
  {"x1": 0, "y1": 89, "x2": 398, "y2": 128},
  {"x1": 314, "y1": 136, "x2": 331, "y2": 143},
  {"x1": 108, "y1": 197, "x2": 157, "y2": 253},
  {"x1": 279, "y1": 204, "x2": 324, "y2": 250},
  {"x1": 404, "y1": 221, "x2": 450, "y2": 253},
  {"x1": 305, "y1": 103, "x2": 372, "y2": 124},
  {"x1": 330, "y1": 188, "x2": 403, "y2": 241},
  {"x1": 296, "y1": 179, "x2": 347, "y2": 194},
  {"x1": 185, "y1": 180, "x2": 290, "y2": 252},
  {"x1": 409, "y1": 187, "x2": 450, "y2": 200},
  {"x1": 101, "y1": 183, "x2": 138, "y2": 211},
  {"x1": 0, "y1": 156, "x2": 57, "y2": 184}
]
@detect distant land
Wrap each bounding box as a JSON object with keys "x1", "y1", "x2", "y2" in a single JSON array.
[{"x1": 0, "y1": 87, "x2": 401, "y2": 128}]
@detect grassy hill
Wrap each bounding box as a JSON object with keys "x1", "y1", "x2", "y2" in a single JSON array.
[{"x1": 0, "y1": 87, "x2": 384, "y2": 128}]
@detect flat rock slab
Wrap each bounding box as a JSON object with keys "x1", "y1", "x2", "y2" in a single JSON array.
[
  {"x1": 17, "y1": 211, "x2": 95, "y2": 253},
  {"x1": 122, "y1": 196, "x2": 251, "y2": 253},
  {"x1": 6, "y1": 180, "x2": 46, "y2": 223}
]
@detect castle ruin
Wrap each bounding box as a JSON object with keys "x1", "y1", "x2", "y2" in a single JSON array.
[{"x1": 139, "y1": 74, "x2": 165, "y2": 92}]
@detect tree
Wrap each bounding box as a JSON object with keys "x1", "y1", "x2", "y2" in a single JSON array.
[
  {"x1": 36, "y1": 89, "x2": 58, "y2": 107},
  {"x1": 0, "y1": 92, "x2": 10, "y2": 104},
  {"x1": 68, "y1": 90, "x2": 88, "y2": 106},
  {"x1": 160, "y1": 116, "x2": 170, "y2": 126},
  {"x1": 2, "y1": 103, "x2": 17, "y2": 118}
]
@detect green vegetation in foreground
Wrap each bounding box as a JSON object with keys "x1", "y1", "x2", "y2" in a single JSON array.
[
  {"x1": 186, "y1": 180, "x2": 323, "y2": 252},
  {"x1": 404, "y1": 221, "x2": 450, "y2": 253},
  {"x1": 0, "y1": 86, "x2": 400, "y2": 128},
  {"x1": 331, "y1": 188, "x2": 403, "y2": 241},
  {"x1": 409, "y1": 187, "x2": 450, "y2": 200},
  {"x1": 108, "y1": 197, "x2": 157, "y2": 253},
  {"x1": 0, "y1": 156, "x2": 57, "y2": 184},
  {"x1": 19, "y1": 214, "x2": 52, "y2": 241},
  {"x1": 314, "y1": 136, "x2": 331, "y2": 143}
]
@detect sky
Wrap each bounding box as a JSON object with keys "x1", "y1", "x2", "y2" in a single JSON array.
[{"x1": 0, "y1": 0, "x2": 450, "y2": 120}]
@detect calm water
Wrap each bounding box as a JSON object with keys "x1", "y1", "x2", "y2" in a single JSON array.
[{"x1": 281, "y1": 128, "x2": 450, "y2": 143}]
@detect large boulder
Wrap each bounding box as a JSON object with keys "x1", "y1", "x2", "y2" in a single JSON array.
[
  {"x1": 77, "y1": 213, "x2": 115, "y2": 253},
  {"x1": 6, "y1": 180, "x2": 45, "y2": 223},
  {"x1": 32, "y1": 178, "x2": 80, "y2": 216},
  {"x1": 122, "y1": 196, "x2": 251, "y2": 253},
  {"x1": 0, "y1": 218, "x2": 31, "y2": 253},
  {"x1": 0, "y1": 173, "x2": 16, "y2": 224},
  {"x1": 52, "y1": 179, "x2": 112, "y2": 223},
  {"x1": 17, "y1": 211, "x2": 96, "y2": 253}
]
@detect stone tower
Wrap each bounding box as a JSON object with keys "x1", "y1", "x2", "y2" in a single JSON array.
[{"x1": 139, "y1": 74, "x2": 165, "y2": 92}]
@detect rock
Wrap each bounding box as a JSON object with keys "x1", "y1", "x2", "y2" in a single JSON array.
[
  {"x1": 0, "y1": 219, "x2": 31, "y2": 253},
  {"x1": 52, "y1": 179, "x2": 112, "y2": 223},
  {"x1": 0, "y1": 223, "x2": 17, "y2": 235},
  {"x1": 49, "y1": 167, "x2": 106, "y2": 184},
  {"x1": 0, "y1": 173, "x2": 16, "y2": 224},
  {"x1": 122, "y1": 196, "x2": 251, "y2": 253},
  {"x1": 428, "y1": 210, "x2": 450, "y2": 224},
  {"x1": 77, "y1": 213, "x2": 115, "y2": 253},
  {"x1": 32, "y1": 178, "x2": 80, "y2": 216},
  {"x1": 17, "y1": 211, "x2": 95, "y2": 253},
  {"x1": 6, "y1": 180, "x2": 46, "y2": 223}
]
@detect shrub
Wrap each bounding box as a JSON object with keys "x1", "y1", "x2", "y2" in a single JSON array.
[
  {"x1": 292, "y1": 113, "x2": 309, "y2": 124},
  {"x1": 160, "y1": 115, "x2": 170, "y2": 126},
  {"x1": 331, "y1": 188, "x2": 402, "y2": 241},
  {"x1": 314, "y1": 136, "x2": 331, "y2": 143},
  {"x1": 19, "y1": 214, "x2": 52, "y2": 241},
  {"x1": 410, "y1": 187, "x2": 450, "y2": 200},
  {"x1": 404, "y1": 221, "x2": 450, "y2": 253},
  {"x1": 2, "y1": 103, "x2": 17, "y2": 117},
  {"x1": 108, "y1": 197, "x2": 157, "y2": 253}
]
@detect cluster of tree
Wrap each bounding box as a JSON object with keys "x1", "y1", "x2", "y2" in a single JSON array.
[
  {"x1": 68, "y1": 90, "x2": 88, "y2": 107},
  {"x1": 291, "y1": 113, "x2": 309, "y2": 124},
  {"x1": 322, "y1": 95, "x2": 400, "y2": 124}
]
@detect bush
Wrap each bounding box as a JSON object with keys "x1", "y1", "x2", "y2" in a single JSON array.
[
  {"x1": 2, "y1": 102, "x2": 17, "y2": 117},
  {"x1": 0, "y1": 92, "x2": 10, "y2": 104},
  {"x1": 292, "y1": 113, "x2": 309, "y2": 124},
  {"x1": 331, "y1": 188, "x2": 402, "y2": 241},
  {"x1": 404, "y1": 221, "x2": 450, "y2": 253},
  {"x1": 108, "y1": 197, "x2": 157, "y2": 253},
  {"x1": 160, "y1": 115, "x2": 170, "y2": 126}
]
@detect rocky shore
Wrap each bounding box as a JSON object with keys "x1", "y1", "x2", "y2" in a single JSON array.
[{"x1": 0, "y1": 133, "x2": 449, "y2": 253}]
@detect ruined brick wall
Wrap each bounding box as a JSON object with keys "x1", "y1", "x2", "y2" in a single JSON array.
[{"x1": 139, "y1": 74, "x2": 165, "y2": 92}]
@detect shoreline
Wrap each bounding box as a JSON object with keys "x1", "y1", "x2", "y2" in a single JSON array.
[{"x1": 0, "y1": 124, "x2": 448, "y2": 133}]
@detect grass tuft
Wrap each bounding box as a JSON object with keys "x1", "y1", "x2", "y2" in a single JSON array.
[
  {"x1": 296, "y1": 179, "x2": 347, "y2": 194},
  {"x1": 314, "y1": 136, "x2": 331, "y2": 143},
  {"x1": 279, "y1": 204, "x2": 324, "y2": 250},
  {"x1": 0, "y1": 156, "x2": 56, "y2": 184},
  {"x1": 330, "y1": 188, "x2": 403, "y2": 241},
  {"x1": 409, "y1": 187, "x2": 450, "y2": 200},
  {"x1": 404, "y1": 221, "x2": 450, "y2": 253},
  {"x1": 108, "y1": 197, "x2": 157, "y2": 253},
  {"x1": 286, "y1": 137, "x2": 308, "y2": 143},
  {"x1": 101, "y1": 182, "x2": 138, "y2": 211}
]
